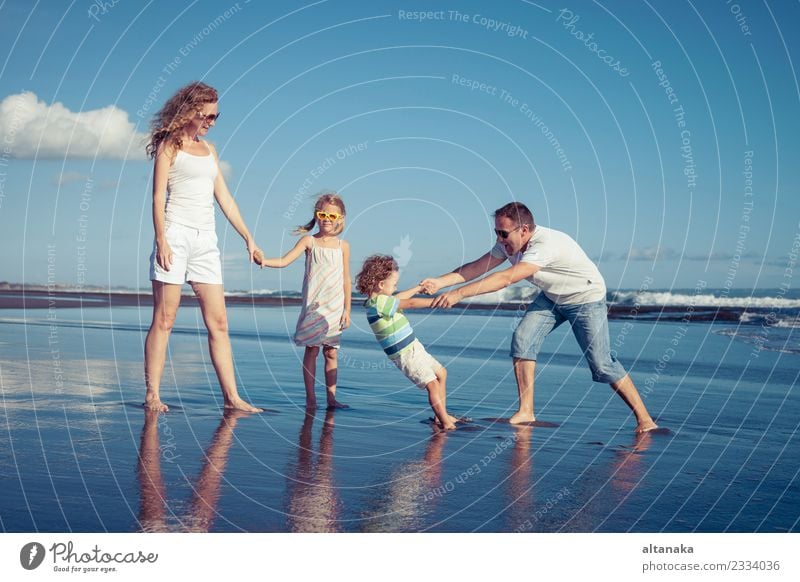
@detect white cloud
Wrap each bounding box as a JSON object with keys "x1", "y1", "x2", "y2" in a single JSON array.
[
  {"x1": 0, "y1": 91, "x2": 147, "y2": 160},
  {"x1": 218, "y1": 159, "x2": 232, "y2": 181},
  {"x1": 624, "y1": 246, "x2": 679, "y2": 261},
  {"x1": 52, "y1": 171, "x2": 90, "y2": 187},
  {"x1": 683, "y1": 250, "x2": 763, "y2": 261}
]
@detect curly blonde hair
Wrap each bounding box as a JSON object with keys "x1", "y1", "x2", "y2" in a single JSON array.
[
  {"x1": 294, "y1": 192, "x2": 347, "y2": 236},
  {"x1": 356, "y1": 254, "x2": 397, "y2": 295},
  {"x1": 146, "y1": 81, "x2": 218, "y2": 159}
]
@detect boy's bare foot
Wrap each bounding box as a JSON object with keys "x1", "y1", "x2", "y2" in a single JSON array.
[
  {"x1": 326, "y1": 400, "x2": 350, "y2": 410},
  {"x1": 635, "y1": 419, "x2": 659, "y2": 434},
  {"x1": 144, "y1": 391, "x2": 168, "y2": 412},
  {"x1": 509, "y1": 410, "x2": 535, "y2": 424},
  {"x1": 224, "y1": 398, "x2": 263, "y2": 413}
]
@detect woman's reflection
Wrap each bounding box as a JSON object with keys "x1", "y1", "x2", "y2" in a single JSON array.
[{"x1": 136, "y1": 408, "x2": 246, "y2": 532}]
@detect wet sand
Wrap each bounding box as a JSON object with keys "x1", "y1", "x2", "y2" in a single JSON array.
[{"x1": 0, "y1": 302, "x2": 798, "y2": 532}]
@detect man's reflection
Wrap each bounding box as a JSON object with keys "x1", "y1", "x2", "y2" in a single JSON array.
[
  {"x1": 558, "y1": 430, "x2": 656, "y2": 532},
  {"x1": 504, "y1": 424, "x2": 536, "y2": 532}
]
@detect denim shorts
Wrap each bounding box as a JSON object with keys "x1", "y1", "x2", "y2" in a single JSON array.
[{"x1": 510, "y1": 293, "x2": 627, "y2": 384}]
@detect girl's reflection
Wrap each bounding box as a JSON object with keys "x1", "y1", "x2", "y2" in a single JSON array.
[{"x1": 285, "y1": 410, "x2": 341, "y2": 532}]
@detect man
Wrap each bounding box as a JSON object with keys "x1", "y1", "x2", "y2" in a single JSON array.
[{"x1": 421, "y1": 202, "x2": 658, "y2": 433}]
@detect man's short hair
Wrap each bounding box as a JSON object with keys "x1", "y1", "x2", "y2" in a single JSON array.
[{"x1": 494, "y1": 202, "x2": 534, "y2": 229}]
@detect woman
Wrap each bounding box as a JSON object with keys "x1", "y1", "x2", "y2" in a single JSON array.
[{"x1": 144, "y1": 81, "x2": 260, "y2": 413}]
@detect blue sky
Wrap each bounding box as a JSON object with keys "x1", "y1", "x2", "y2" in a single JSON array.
[{"x1": 1, "y1": 0, "x2": 798, "y2": 293}]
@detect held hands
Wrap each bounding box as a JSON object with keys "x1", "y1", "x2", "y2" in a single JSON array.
[
  {"x1": 419, "y1": 277, "x2": 462, "y2": 308},
  {"x1": 420, "y1": 278, "x2": 442, "y2": 294},
  {"x1": 431, "y1": 290, "x2": 463, "y2": 309},
  {"x1": 252, "y1": 246, "x2": 265, "y2": 267}
]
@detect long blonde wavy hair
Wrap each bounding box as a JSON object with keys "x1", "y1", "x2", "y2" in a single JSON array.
[
  {"x1": 146, "y1": 81, "x2": 218, "y2": 159},
  {"x1": 294, "y1": 192, "x2": 347, "y2": 236}
]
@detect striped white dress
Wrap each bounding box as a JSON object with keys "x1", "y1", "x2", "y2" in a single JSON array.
[{"x1": 294, "y1": 237, "x2": 344, "y2": 347}]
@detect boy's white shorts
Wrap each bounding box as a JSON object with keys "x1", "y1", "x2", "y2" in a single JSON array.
[{"x1": 392, "y1": 339, "x2": 444, "y2": 389}]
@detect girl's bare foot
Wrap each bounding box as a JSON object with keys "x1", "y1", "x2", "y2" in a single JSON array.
[
  {"x1": 144, "y1": 391, "x2": 168, "y2": 412},
  {"x1": 224, "y1": 398, "x2": 263, "y2": 413},
  {"x1": 326, "y1": 399, "x2": 350, "y2": 410},
  {"x1": 509, "y1": 410, "x2": 535, "y2": 424}
]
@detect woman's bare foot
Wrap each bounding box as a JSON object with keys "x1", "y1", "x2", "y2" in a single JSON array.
[
  {"x1": 144, "y1": 391, "x2": 168, "y2": 412},
  {"x1": 224, "y1": 397, "x2": 263, "y2": 413},
  {"x1": 509, "y1": 410, "x2": 535, "y2": 424},
  {"x1": 635, "y1": 419, "x2": 659, "y2": 434}
]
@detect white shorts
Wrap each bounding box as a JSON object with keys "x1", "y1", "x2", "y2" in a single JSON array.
[
  {"x1": 392, "y1": 339, "x2": 444, "y2": 389},
  {"x1": 149, "y1": 222, "x2": 223, "y2": 285}
]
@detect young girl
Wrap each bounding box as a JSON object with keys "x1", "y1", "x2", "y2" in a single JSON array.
[
  {"x1": 255, "y1": 193, "x2": 351, "y2": 410},
  {"x1": 356, "y1": 255, "x2": 459, "y2": 430}
]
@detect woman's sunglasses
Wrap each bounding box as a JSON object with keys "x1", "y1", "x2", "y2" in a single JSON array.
[
  {"x1": 196, "y1": 111, "x2": 221, "y2": 123},
  {"x1": 316, "y1": 210, "x2": 343, "y2": 221}
]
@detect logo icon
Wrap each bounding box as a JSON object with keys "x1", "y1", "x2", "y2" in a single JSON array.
[
  {"x1": 393, "y1": 235, "x2": 413, "y2": 269},
  {"x1": 20, "y1": 542, "x2": 46, "y2": 570}
]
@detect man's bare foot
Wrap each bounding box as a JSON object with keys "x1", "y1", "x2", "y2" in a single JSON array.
[
  {"x1": 326, "y1": 400, "x2": 349, "y2": 410},
  {"x1": 509, "y1": 410, "x2": 535, "y2": 424},
  {"x1": 144, "y1": 392, "x2": 168, "y2": 412},
  {"x1": 431, "y1": 416, "x2": 458, "y2": 430},
  {"x1": 635, "y1": 419, "x2": 659, "y2": 434},
  {"x1": 224, "y1": 398, "x2": 263, "y2": 413}
]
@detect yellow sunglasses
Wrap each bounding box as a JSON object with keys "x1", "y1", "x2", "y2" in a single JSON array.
[{"x1": 316, "y1": 210, "x2": 343, "y2": 221}]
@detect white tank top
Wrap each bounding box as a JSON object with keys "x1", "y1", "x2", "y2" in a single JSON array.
[{"x1": 164, "y1": 142, "x2": 218, "y2": 231}]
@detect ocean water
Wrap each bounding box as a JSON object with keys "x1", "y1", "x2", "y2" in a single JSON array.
[{"x1": 0, "y1": 302, "x2": 798, "y2": 532}]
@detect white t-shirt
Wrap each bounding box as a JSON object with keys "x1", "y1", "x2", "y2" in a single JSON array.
[{"x1": 490, "y1": 226, "x2": 606, "y2": 305}]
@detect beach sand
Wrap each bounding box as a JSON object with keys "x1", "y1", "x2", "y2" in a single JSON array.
[{"x1": 0, "y1": 296, "x2": 798, "y2": 532}]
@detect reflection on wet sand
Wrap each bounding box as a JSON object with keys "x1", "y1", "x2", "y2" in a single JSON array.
[
  {"x1": 136, "y1": 409, "x2": 245, "y2": 532},
  {"x1": 558, "y1": 431, "x2": 655, "y2": 532},
  {"x1": 360, "y1": 431, "x2": 448, "y2": 532},
  {"x1": 503, "y1": 425, "x2": 535, "y2": 532},
  {"x1": 285, "y1": 410, "x2": 340, "y2": 532}
]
